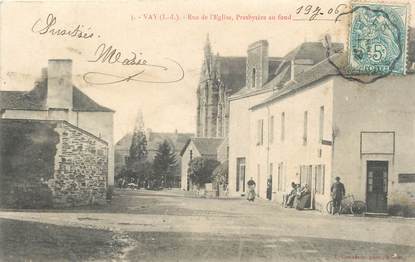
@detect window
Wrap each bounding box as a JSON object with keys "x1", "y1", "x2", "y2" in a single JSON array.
[
  {"x1": 319, "y1": 106, "x2": 324, "y2": 142},
  {"x1": 315, "y1": 165, "x2": 325, "y2": 194},
  {"x1": 299, "y1": 165, "x2": 312, "y2": 186},
  {"x1": 257, "y1": 119, "x2": 264, "y2": 145},
  {"x1": 269, "y1": 115, "x2": 274, "y2": 144},
  {"x1": 252, "y1": 68, "x2": 256, "y2": 88},
  {"x1": 281, "y1": 112, "x2": 285, "y2": 141},
  {"x1": 277, "y1": 162, "x2": 284, "y2": 191},
  {"x1": 236, "y1": 158, "x2": 246, "y2": 192},
  {"x1": 303, "y1": 111, "x2": 308, "y2": 145}
]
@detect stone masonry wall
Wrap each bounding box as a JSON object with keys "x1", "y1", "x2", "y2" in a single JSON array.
[{"x1": 49, "y1": 122, "x2": 108, "y2": 207}]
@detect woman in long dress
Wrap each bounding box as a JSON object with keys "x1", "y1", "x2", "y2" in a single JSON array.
[
  {"x1": 296, "y1": 184, "x2": 311, "y2": 210},
  {"x1": 247, "y1": 177, "x2": 256, "y2": 202}
]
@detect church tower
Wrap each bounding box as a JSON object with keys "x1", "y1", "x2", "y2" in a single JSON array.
[
  {"x1": 196, "y1": 34, "x2": 247, "y2": 139},
  {"x1": 197, "y1": 34, "x2": 219, "y2": 138}
]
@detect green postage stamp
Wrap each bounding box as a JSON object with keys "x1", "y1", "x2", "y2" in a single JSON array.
[{"x1": 348, "y1": 2, "x2": 410, "y2": 75}]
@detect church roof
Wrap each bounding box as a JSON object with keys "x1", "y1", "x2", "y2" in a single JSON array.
[
  {"x1": 0, "y1": 81, "x2": 114, "y2": 112},
  {"x1": 215, "y1": 56, "x2": 246, "y2": 95},
  {"x1": 212, "y1": 56, "x2": 282, "y2": 96},
  {"x1": 180, "y1": 137, "x2": 223, "y2": 157}
]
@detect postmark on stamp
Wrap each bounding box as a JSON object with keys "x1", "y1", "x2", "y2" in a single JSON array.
[{"x1": 347, "y1": 2, "x2": 409, "y2": 75}]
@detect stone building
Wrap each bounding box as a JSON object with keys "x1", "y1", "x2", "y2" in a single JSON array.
[
  {"x1": 0, "y1": 119, "x2": 108, "y2": 208},
  {"x1": 0, "y1": 59, "x2": 115, "y2": 186},
  {"x1": 228, "y1": 38, "x2": 415, "y2": 215}
]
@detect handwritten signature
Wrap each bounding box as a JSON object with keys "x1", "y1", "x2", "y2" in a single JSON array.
[
  {"x1": 32, "y1": 13, "x2": 97, "y2": 39},
  {"x1": 83, "y1": 43, "x2": 184, "y2": 85}
]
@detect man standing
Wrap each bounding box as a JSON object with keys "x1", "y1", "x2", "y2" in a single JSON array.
[{"x1": 331, "y1": 177, "x2": 345, "y2": 215}]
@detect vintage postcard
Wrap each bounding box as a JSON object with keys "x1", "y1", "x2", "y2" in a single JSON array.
[{"x1": 0, "y1": 0, "x2": 414, "y2": 261}]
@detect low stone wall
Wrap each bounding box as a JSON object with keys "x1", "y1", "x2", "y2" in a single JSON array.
[{"x1": 0, "y1": 119, "x2": 108, "y2": 208}]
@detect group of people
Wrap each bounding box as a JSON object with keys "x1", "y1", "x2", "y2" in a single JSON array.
[
  {"x1": 246, "y1": 176, "x2": 346, "y2": 215},
  {"x1": 283, "y1": 182, "x2": 311, "y2": 210}
]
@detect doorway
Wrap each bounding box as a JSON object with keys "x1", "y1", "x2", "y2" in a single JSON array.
[
  {"x1": 236, "y1": 158, "x2": 246, "y2": 193},
  {"x1": 366, "y1": 161, "x2": 388, "y2": 213}
]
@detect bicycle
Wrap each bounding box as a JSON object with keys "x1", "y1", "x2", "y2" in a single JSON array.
[{"x1": 326, "y1": 194, "x2": 367, "y2": 216}]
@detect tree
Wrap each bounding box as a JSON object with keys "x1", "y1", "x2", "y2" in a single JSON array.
[
  {"x1": 152, "y1": 140, "x2": 177, "y2": 188},
  {"x1": 188, "y1": 157, "x2": 220, "y2": 188},
  {"x1": 121, "y1": 109, "x2": 149, "y2": 187},
  {"x1": 128, "y1": 128, "x2": 148, "y2": 166}
]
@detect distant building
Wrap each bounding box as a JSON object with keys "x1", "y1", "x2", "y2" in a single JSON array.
[
  {"x1": 180, "y1": 137, "x2": 223, "y2": 190},
  {"x1": 115, "y1": 129, "x2": 193, "y2": 187},
  {"x1": 0, "y1": 59, "x2": 115, "y2": 186},
  {"x1": 228, "y1": 38, "x2": 415, "y2": 215}
]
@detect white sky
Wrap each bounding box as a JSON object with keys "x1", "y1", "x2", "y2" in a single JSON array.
[{"x1": 1, "y1": 0, "x2": 413, "y2": 141}]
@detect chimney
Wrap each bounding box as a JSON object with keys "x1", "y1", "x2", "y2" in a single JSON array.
[
  {"x1": 246, "y1": 40, "x2": 269, "y2": 89},
  {"x1": 290, "y1": 60, "x2": 295, "y2": 81},
  {"x1": 46, "y1": 59, "x2": 73, "y2": 109}
]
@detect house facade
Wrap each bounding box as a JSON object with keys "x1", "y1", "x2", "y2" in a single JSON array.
[
  {"x1": 228, "y1": 39, "x2": 415, "y2": 214},
  {"x1": 0, "y1": 59, "x2": 115, "y2": 186}
]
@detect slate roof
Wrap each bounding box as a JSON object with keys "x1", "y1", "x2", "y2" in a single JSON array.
[
  {"x1": 284, "y1": 42, "x2": 343, "y2": 64},
  {"x1": 251, "y1": 54, "x2": 343, "y2": 110},
  {"x1": 251, "y1": 30, "x2": 415, "y2": 110},
  {"x1": 180, "y1": 137, "x2": 224, "y2": 157},
  {"x1": 0, "y1": 81, "x2": 114, "y2": 112},
  {"x1": 230, "y1": 42, "x2": 344, "y2": 100}
]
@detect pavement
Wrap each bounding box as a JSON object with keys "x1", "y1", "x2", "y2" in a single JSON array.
[{"x1": 0, "y1": 189, "x2": 414, "y2": 261}]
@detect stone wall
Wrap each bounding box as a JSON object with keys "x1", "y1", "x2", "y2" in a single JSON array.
[{"x1": 50, "y1": 121, "x2": 108, "y2": 207}]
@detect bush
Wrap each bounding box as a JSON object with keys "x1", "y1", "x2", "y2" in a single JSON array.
[
  {"x1": 212, "y1": 161, "x2": 228, "y2": 190},
  {"x1": 188, "y1": 157, "x2": 220, "y2": 188}
]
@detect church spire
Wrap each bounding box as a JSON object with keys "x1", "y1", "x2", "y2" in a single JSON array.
[
  {"x1": 203, "y1": 33, "x2": 213, "y2": 78},
  {"x1": 134, "y1": 109, "x2": 145, "y2": 132},
  {"x1": 204, "y1": 33, "x2": 211, "y2": 57}
]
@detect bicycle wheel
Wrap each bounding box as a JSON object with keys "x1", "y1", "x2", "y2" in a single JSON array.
[
  {"x1": 351, "y1": 201, "x2": 367, "y2": 215},
  {"x1": 326, "y1": 200, "x2": 334, "y2": 214}
]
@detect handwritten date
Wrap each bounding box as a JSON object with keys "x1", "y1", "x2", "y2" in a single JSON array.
[{"x1": 296, "y1": 4, "x2": 348, "y2": 21}]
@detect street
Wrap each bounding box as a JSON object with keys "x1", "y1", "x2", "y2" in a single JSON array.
[{"x1": 0, "y1": 189, "x2": 414, "y2": 261}]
